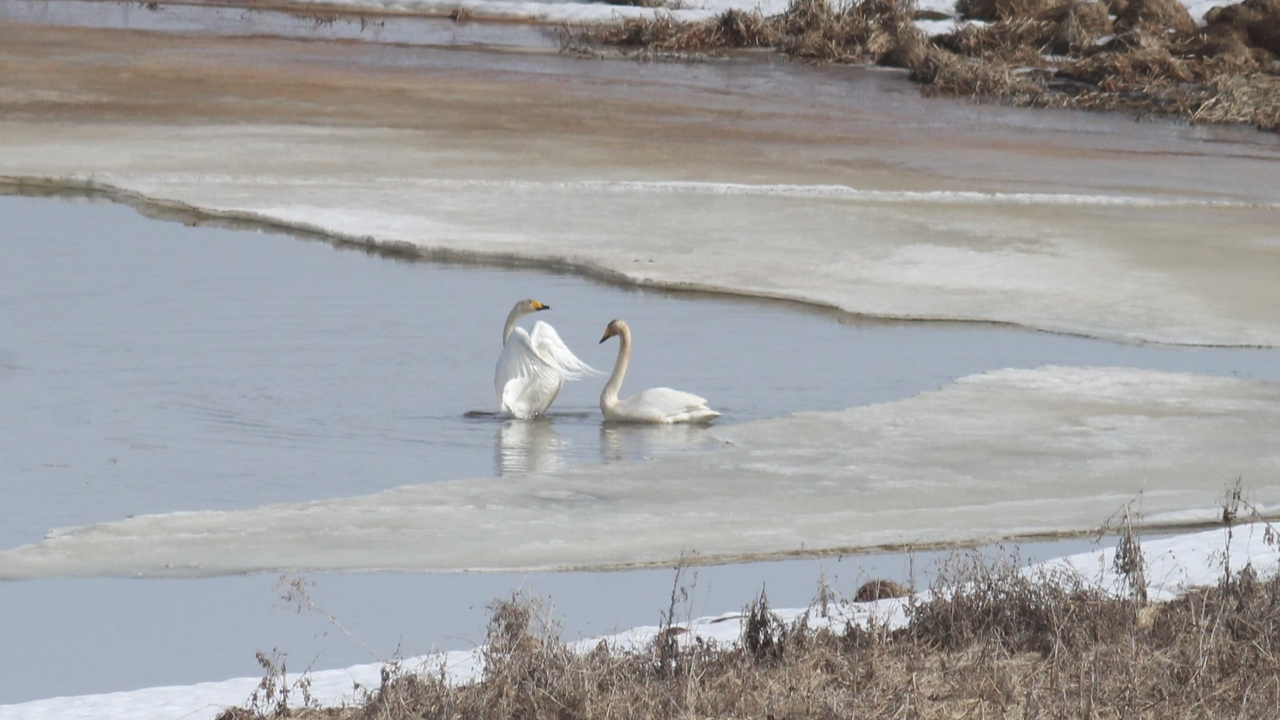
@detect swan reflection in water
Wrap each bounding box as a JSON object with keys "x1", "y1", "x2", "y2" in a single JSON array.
[
  {"x1": 491, "y1": 413, "x2": 723, "y2": 475},
  {"x1": 600, "y1": 422, "x2": 720, "y2": 464},
  {"x1": 494, "y1": 417, "x2": 570, "y2": 475}
]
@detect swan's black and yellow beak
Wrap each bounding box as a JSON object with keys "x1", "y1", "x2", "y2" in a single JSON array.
[
  {"x1": 532, "y1": 301, "x2": 550, "y2": 311},
  {"x1": 599, "y1": 329, "x2": 614, "y2": 344}
]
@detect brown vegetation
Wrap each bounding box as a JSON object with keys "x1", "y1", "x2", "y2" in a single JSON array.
[
  {"x1": 217, "y1": 537, "x2": 1280, "y2": 718},
  {"x1": 569, "y1": 0, "x2": 1280, "y2": 131},
  {"x1": 216, "y1": 493, "x2": 1278, "y2": 719}
]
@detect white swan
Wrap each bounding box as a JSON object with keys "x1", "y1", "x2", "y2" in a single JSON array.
[
  {"x1": 495, "y1": 299, "x2": 598, "y2": 419},
  {"x1": 597, "y1": 319, "x2": 721, "y2": 424}
]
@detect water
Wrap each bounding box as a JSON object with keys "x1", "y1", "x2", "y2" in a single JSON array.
[
  {"x1": 0, "y1": 538, "x2": 1115, "y2": 704},
  {"x1": 4, "y1": 194, "x2": 1277, "y2": 552},
  {"x1": 0, "y1": 193, "x2": 1275, "y2": 701}
]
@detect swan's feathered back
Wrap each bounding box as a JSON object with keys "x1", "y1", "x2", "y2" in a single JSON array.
[
  {"x1": 598, "y1": 318, "x2": 720, "y2": 424},
  {"x1": 614, "y1": 387, "x2": 721, "y2": 424}
]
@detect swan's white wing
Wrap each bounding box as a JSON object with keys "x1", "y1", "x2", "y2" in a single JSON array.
[
  {"x1": 621, "y1": 387, "x2": 721, "y2": 424},
  {"x1": 495, "y1": 328, "x2": 563, "y2": 418},
  {"x1": 528, "y1": 321, "x2": 601, "y2": 380}
]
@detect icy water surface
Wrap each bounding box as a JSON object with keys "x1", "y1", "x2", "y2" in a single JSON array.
[
  {"x1": 5, "y1": 194, "x2": 1279, "y2": 551},
  {"x1": 0, "y1": 536, "x2": 1117, "y2": 704},
  {"x1": 1, "y1": 192, "x2": 1277, "y2": 703}
]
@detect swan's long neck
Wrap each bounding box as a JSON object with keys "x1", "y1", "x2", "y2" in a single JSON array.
[
  {"x1": 502, "y1": 305, "x2": 526, "y2": 344},
  {"x1": 601, "y1": 326, "x2": 631, "y2": 410}
]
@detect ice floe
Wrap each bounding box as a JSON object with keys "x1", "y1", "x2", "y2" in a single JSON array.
[{"x1": 2, "y1": 366, "x2": 1276, "y2": 580}]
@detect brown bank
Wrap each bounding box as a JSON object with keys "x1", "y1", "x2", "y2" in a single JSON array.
[
  {"x1": 217, "y1": 531, "x2": 1280, "y2": 719},
  {"x1": 577, "y1": 0, "x2": 1280, "y2": 131}
]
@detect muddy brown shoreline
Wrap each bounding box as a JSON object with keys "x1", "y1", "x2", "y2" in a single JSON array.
[{"x1": 573, "y1": 0, "x2": 1280, "y2": 132}]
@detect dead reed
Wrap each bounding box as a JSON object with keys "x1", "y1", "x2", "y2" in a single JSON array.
[
  {"x1": 217, "y1": 518, "x2": 1280, "y2": 719},
  {"x1": 568, "y1": 0, "x2": 1280, "y2": 131}
]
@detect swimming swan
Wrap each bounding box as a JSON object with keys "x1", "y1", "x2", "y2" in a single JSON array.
[
  {"x1": 495, "y1": 299, "x2": 598, "y2": 419},
  {"x1": 597, "y1": 319, "x2": 720, "y2": 424}
]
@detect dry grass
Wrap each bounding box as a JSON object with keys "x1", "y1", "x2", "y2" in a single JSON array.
[
  {"x1": 217, "y1": 516, "x2": 1280, "y2": 719},
  {"x1": 570, "y1": 0, "x2": 927, "y2": 65},
  {"x1": 568, "y1": 0, "x2": 1280, "y2": 131},
  {"x1": 573, "y1": 9, "x2": 779, "y2": 57},
  {"x1": 216, "y1": 573, "x2": 1280, "y2": 719}
]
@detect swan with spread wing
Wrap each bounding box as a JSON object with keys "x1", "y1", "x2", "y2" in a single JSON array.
[
  {"x1": 495, "y1": 299, "x2": 599, "y2": 419},
  {"x1": 598, "y1": 318, "x2": 720, "y2": 424}
]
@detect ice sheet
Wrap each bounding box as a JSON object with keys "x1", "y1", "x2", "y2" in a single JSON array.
[
  {"x1": 3, "y1": 18, "x2": 1279, "y2": 348},
  {"x1": 4, "y1": 125, "x2": 1278, "y2": 347},
  {"x1": 2, "y1": 366, "x2": 1276, "y2": 579}
]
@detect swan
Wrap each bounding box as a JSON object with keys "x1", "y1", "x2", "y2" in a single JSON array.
[
  {"x1": 597, "y1": 319, "x2": 720, "y2": 424},
  {"x1": 495, "y1": 299, "x2": 598, "y2": 419}
]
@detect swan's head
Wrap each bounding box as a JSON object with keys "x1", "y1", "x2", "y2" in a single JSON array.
[
  {"x1": 519, "y1": 299, "x2": 551, "y2": 313},
  {"x1": 599, "y1": 318, "x2": 628, "y2": 344}
]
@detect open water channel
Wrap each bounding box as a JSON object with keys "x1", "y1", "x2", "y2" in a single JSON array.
[{"x1": 1, "y1": 191, "x2": 1276, "y2": 702}]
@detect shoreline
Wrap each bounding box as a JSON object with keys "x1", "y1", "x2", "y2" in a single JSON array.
[
  {"x1": 3, "y1": 13, "x2": 1278, "y2": 348},
  {"x1": 3, "y1": 519, "x2": 1276, "y2": 719}
]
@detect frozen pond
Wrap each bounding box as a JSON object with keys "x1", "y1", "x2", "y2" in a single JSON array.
[
  {"x1": 3, "y1": 3, "x2": 1280, "y2": 709},
  {"x1": 5, "y1": 19, "x2": 1279, "y2": 348},
  {"x1": 0, "y1": 193, "x2": 1277, "y2": 702},
  {"x1": 4, "y1": 193, "x2": 1279, "y2": 558}
]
